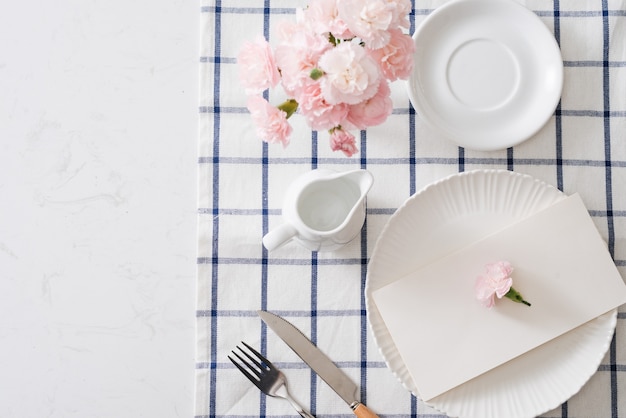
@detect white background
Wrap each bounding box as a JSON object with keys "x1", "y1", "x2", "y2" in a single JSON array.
[{"x1": 0, "y1": 0, "x2": 198, "y2": 416}]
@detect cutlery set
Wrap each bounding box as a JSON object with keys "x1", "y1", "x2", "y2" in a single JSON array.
[{"x1": 229, "y1": 311, "x2": 378, "y2": 418}]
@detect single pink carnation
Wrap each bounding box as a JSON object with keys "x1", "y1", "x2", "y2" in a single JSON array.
[
  {"x1": 329, "y1": 128, "x2": 358, "y2": 157},
  {"x1": 246, "y1": 96, "x2": 292, "y2": 147},
  {"x1": 318, "y1": 41, "x2": 381, "y2": 105},
  {"x1": 297, "y1": 82, "x2": 349, "y2": 131},
  {"x1": 475, "y1": 261, "x2": 514, "y2": 308},
  {"x1": 345, "y1": 80, "x2": 392, "y2": 130},
  {"x1": 368, "y1": 28, "x2": 415, "y2": 81},
  {"x1": 237, "y1": 35, "x2": 280, "y2": 95},
  {"x1": 338, "y1": 0, "x2": 392, "y2": 49},
  {"x1": 275, "y1": 29, "x2": 331, "y2": 97},
  {"x1": 385, "y1": 0, "x2": 412, "y2": 30},
  {"x1": 304, "y1": 0, "x2": 352, "y2": 39}
]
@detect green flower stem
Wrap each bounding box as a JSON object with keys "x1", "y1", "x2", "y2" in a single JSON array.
[
  {"x1": 505, "y1": 287, "x2": 531, "y2": 306},
  {"x1": 277, "y1": 99, "x2": 298, "y2": 118}
]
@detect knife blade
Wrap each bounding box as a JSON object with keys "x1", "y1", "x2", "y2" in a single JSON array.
[{"x1": 258, "y1": 310, "x2": 379, "y2": 418}]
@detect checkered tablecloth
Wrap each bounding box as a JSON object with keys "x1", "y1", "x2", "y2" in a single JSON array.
[{"x1": 195, "y1": 1, "x2": 626, "y2": 417}]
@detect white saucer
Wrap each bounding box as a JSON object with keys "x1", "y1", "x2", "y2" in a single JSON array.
[{"x1": 407, "y1": 0, "x2": 563, "y2": 151}]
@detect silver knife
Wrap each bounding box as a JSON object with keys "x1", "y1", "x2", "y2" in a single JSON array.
[{"x1": 258, "y1": 310, "x2": 379, "y2": 418}]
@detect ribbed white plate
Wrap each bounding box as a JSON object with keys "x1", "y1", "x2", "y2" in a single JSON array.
[{"x1": 365, "y1": 170, "x2": 616, "y2": 418}]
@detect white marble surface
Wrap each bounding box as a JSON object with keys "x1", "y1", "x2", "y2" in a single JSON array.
[{"x1": 0, "y1": 1, "x2": 198, "y2": 416}]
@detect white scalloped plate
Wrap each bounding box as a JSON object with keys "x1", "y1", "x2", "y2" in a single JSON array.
[{"x1": 365, "y1": 170, "x2": 616, "y2": 418}]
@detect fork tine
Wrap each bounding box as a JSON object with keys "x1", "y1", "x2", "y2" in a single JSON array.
[
  {"x1": 240, "y1": 341, "x2": 272, "y2": 370},
  {"x1": 228, "y1": 353, "x2": 262, "y2": 389}
]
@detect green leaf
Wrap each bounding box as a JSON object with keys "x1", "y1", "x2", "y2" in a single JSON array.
[{"x1": 277, "y1": 99, "x2": 298, "y2": 118}]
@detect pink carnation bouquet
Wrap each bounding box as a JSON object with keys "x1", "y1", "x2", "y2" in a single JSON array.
[{"x1": 237, "y1": 0, "x2": 415, "y2": 156}]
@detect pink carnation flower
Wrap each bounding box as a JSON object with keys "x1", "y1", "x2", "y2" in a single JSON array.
[
  {"x1": 318, "y1": 41, "x2": 381, "y2": 105},
  {"x1": 338, "y1": 0, "x2": 393, "y2": 49},
  {"x1": 329, "y1": 128, "x2": 358, "y2": 157},
  {"x1": 304, "y1": 0, "x2": 352, "y2": 39},
  {"x1": 345, "y1": 80, "x2": 392, "y2": 130},
  {"x1": 237, "y1": 35, "x2": 280, "y2": 95},
  {"x1": 475, "y1": 261, "x2": 514, "y2": 308},
  {"x1": 384, "y1": 0, "x2": 412, "y2": 30},
  {"x1": 246, "y1": 96, "x2": 292, "y2": 147},
  {"x1": 275, "y1": 26, "x2": 332, "y2": 97},
  {"x1": 297, "y1": 82, "x2": 349, "y2": 131},
  {"x1": 368, "y1": 28, "x2": 415, "y2": 81}
]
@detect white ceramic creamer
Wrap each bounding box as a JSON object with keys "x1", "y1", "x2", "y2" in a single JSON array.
[{"x1": 262, "y1": 169, "x2": 374, "y2": 252}]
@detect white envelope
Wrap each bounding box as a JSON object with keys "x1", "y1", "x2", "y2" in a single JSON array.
[{"x1": 373, "y1": 193, "x2": 626, "y2": 401}]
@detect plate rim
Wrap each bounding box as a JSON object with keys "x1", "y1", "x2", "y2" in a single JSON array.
[{"x1": 406, "y1": 0, "x2": 564, "y2": 151}]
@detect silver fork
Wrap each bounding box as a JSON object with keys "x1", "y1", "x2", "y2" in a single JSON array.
[{"x1": 228, "y1": 341, "x2": 315, "y2": 418}]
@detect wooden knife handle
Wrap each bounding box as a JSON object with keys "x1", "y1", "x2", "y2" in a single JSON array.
[{"x1": 352, "y1": 402, "x2": 379, "y2": 418}]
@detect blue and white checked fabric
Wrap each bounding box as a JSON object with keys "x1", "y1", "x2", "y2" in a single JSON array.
[{"x1": 196, "y1": 1, "x2": 626, "y2": 417}]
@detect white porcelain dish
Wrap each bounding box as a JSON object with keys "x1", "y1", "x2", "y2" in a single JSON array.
[
  {"x1": 407, "y1": 0, "x2": 563, "y2": 151},
  {"x1": 365, "y1": 170, "x2": 617, "y2": 418}
]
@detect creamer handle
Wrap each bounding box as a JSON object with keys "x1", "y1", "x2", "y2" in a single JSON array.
[{"x1": 262, "y1": 223, "x2": 297, "y2": 251}]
